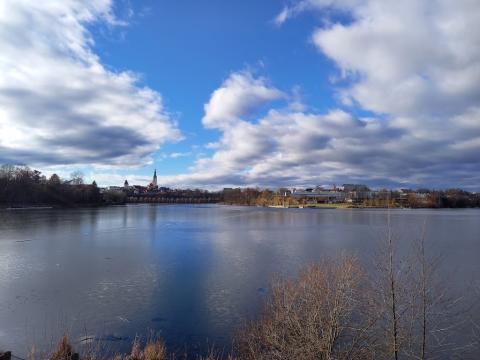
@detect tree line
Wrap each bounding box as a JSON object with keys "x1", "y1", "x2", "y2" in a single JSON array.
[
  {"x1": 222, "y1": 187, "x2": 480, "y2": 208},
  {"x1": 0, "y1": 165, "x2": 102, "y2": 207},
  {"x1": 2, "y1": 165, "x2": 478, "y2": 208},
  {"x1": 223, "y1": 188, "x2": 299, "y2": 207},
  {"x1": 402, "y1": 188, "x2": 480, "y2": 208}
]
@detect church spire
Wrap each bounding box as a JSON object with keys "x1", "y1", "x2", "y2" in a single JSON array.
[{"x1": 152, "y1": 169, "x2": 157, "y2": 187}]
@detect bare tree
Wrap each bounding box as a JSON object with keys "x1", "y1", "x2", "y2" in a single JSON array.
[
  {"x1": 371, "y1": 215, "x2": 470, "y2": 360},
  {"x1": 405, "y1": 221, "x2": 468, "y2": 360},
  {"x1": 69, "y1": 171, "x2": 84, "y2": 185},
  {"x1": 49, "y1": 173, "x2": 61, "y2": 185},
  {"x1": 370, "y1": 210, "x2": 407, "y2": 360},
  {"x1": 235, "y1": 254, "x2": 375, "y2": 360},
  {"x1": 387, "y1": 211, "x2": 400, "y2": 360}
]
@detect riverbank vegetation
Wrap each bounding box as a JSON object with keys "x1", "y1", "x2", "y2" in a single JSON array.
[
  {"x1": 12, "y1": 224, "x2": 479, "y2": 360},
  {"x1": 222, "y1": 187, "x2": 480, "y2": 208},
  {"x1": 0, "y1": 165, "x2": 104, "y2": 207}
]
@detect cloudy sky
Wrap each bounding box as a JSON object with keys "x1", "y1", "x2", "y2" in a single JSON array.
[{"x1": 1, "y1": 0, "x2": 479, "y2": 189}]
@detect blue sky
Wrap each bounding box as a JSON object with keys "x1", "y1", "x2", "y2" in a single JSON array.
[
  {"x1": 92, "y1": 0, "x2": 338, "y2": 176},
  {"x1": 1, "y1": 0, "x2": 480, "y2": 189}
]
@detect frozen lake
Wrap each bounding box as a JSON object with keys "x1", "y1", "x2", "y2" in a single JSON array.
[{"x1": 0, "y1": 204, "x2": 479, "y2": 356}]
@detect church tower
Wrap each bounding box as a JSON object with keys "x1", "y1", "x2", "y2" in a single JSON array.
[{"x1": 152, "y1": 169, "x2": 158, "y2": 187}]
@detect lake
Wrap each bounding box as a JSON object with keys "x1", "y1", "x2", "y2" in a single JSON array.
[{"x1": 0, "y1": 205, "x2": 479, "y2": 356}]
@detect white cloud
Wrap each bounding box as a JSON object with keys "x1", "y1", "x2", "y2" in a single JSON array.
[
  {"x1": 202, "y1": 71, "x2": 284, "y2": 129},
  {"x1": 311, "y1": 0, "x2": 480, "y2": 118},
  {"x1": 169, "y1": 152, "x2": 192, "y2": 159},
  {"x1": 274, "y1": 0, "x2": 362, "y2": 25},
  {"x1": 275, "y1": 0, "x2": 480, "y2": 120},
  {"x1": 274, "y1": 7, "x2": 290, "y2": 26},
  {"x1": 158, "y1": 64, "x2": 480, "y2": 189},
  {"x1": 158, "y1": 151, "x2": 192, "y2": 160},
  {"x1": 0, "y1": 0, "x2": 181, "y2": 167},
  {"x1": 221, "y1": 0, "x2": 480, "y2": 190}
]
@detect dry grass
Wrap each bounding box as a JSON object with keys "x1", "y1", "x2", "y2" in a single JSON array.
[
  {"x1": 36, "y1": 336, "x2": 236, "y2": 360},
  {"x1": 48, "y1": 336, "x2": 78, "y2": 360},
  {"x1": 118, "y1": 338, "x2": 168, "y2": 360}
]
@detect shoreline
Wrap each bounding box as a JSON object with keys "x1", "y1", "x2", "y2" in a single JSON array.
[
  {"x1": 0, "y1": 203, "x2": 111, "y2": 210},
  {"x1": 1, "y1": 202, "x2": 478, "y2": 211},
  {"x1": 227, "y1": 203, "x2": 480, "y2": 210}
]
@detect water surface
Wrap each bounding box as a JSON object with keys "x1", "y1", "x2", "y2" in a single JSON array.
[{"x1": 0, "y1": 205, "x2": 479, "y2": 355}]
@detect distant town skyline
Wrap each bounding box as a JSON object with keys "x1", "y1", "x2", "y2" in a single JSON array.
[{"x1": 1, "y1": 1, "x2": 479, "y2": 190}]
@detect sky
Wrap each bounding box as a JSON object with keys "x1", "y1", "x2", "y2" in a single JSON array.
[{"x1": 1, "y1": 0, "x2": 479, "y2": 190}]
